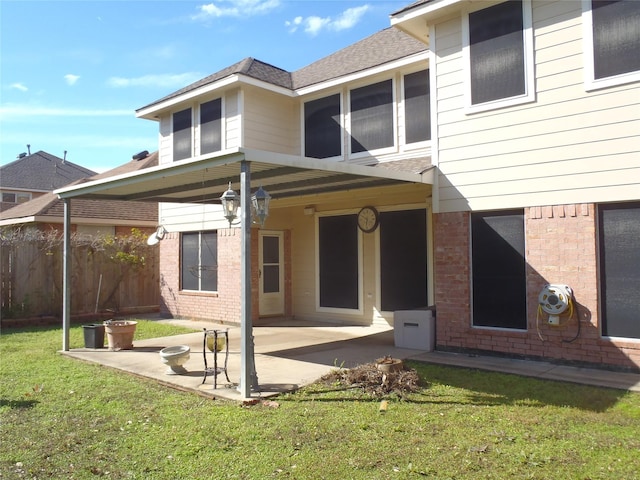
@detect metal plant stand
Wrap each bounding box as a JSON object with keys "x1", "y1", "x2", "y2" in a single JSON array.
[{"x1": 202, "y1": 328, "x2": 231, "y2": 389}]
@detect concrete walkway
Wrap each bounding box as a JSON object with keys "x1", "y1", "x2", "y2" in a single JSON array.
[{"x1": 62, "y1": 318, "x2": 640, "y2": 402}]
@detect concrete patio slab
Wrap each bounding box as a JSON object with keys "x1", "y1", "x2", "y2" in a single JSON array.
[{"x1": 62, "y1": 318, "x2": 640, "y2": 402}]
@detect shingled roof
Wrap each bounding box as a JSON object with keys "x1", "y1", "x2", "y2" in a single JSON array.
[
  {"x1": 138, "y1": 27, "x2": 427, "y2": 111},
  {"x1": 0, "y1": 151, "x2": 96, "y2": 191},
  {"x1": 0, "y1": 152, "x2": 158, "y2": 225}
]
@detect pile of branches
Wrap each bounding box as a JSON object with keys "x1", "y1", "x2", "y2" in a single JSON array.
[{"x1": 319, "y1": 361, "x2": 422, "y2": 398}]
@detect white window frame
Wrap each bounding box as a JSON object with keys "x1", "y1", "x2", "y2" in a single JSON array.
[
  {"x1": 582, "y1": 0, "x2": 640, "y2": 91},
  {"x1": 347, "y1": 78, "x2": 397, "y2": 160},
  {"x1": 462, "y1": 0, "x2": 535, "y2": 114}
]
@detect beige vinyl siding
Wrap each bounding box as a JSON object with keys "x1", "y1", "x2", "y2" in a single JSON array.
[
  {"x1": 158, "y1": 115, "x2": 172, "y2": 165},
  {"x1": 225, "y1": 89, "x2": 241, "y2": 150},
  {"x1": 243, "y1": 86, "x2": 299, "y2": 155},
  {"x1": 433, "y1": 0, "x2": 640, "y2": 213},
  {"x1": 158, "y1": 202, "x2": 228, "y2": 232}
]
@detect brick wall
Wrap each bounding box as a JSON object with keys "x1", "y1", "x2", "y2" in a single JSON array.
[
  {"x1": 434, "y1": 204, "x2": 640, "y2": 371},
  {"x1": 159, "y1": 228, "x2": 261, "y2": 323}
]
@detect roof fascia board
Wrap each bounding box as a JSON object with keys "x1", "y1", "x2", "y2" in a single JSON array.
[
  {"x1": 294, "y1": 51, "x2": 429, "y2": 97},
  {"x1": 391, "y1": 0, "x2": 462, "y2": 25},
  {"x1": 0, "y1": 216, "x2": 36, "y2": 227},
  {"x1": 136, "y1": 76, "x2": 240, "y2": 119},
  {"x1": 239, "y1": 147, "x2": 433, "y2": 185},
  {"x1": 137, "y1": 75, "x2": 294, "y2": 119},
  {"x1": 54, "y1": 148, "x2": 246, "y2": 199}
]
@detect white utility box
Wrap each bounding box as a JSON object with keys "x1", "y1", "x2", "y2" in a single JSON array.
[{"x1": 393, "y1": 309, "x2": 435, "y2": 351}]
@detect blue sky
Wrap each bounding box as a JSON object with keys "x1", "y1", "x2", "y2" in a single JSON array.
[{"x1": 1, "y1": 0, "x2": 408, "y2": 173}]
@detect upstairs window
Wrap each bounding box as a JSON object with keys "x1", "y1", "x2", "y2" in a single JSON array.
[
  {"x1": 200, "y1": 99, "x2": 222, "y2": 155},
  {"x1": 584, "y1": 0, "x2": 640, "y2": 90},
  {"x1": 350, "y1": 79, "x2": 394, "y2": 155},
  {"x1": 181, "y1": 231, "x2": 217, "y2": 292},
  {"x1": 304, "y1": 94, "x2": 341, "y2": 159},
  {"x1": 173, "y1": 108, "x2": 192, "y2": 161},
  {"x1": 464, "y1": 0, "x2": 534, "y2": 112},
  {"x1": 404, "y1": 70, "x2": 431, "y2": 144}
]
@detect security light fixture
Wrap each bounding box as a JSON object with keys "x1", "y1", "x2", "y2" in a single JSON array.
[{"x1": 220, "y1": 182, "x2": 271, "y2": 227}]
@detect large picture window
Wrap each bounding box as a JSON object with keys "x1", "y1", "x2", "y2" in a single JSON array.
[
  {"x1": 304, "y1": 94, "x2": 341, "y2": 159},
  {"x1": 585, "y1": 0, "x2": 640, "y2": 89},
  {"x1": 380, "y1": 209, "x2": 428, "y2": 312},
  {"x1": 350, "y1": 79, "x2": 394, "y2": 154},
  {"x1": 173, "y1": 108, "x2": 192, "y2": 161},
  {"x1": 318, "y1": 215, "x2": 358, "y2": 310},
  {"x1": 404, "y1": 70, "x2": 431, "y2": 144},
  {"x1": 599, "y1": 202, "x2": 640, "y2": 339},
  {"x1": 181, "y1": 231, "x2": 217, "y2": 292},
  {"x1": 200, "y1": 98, "x2": 222, "y2": 155},
  {"x1": 471, "y1": 210, "x2": 526, "y2": 329},
  {"x1": 465, "y1": 0, "x2": 533, "y2": 110}
]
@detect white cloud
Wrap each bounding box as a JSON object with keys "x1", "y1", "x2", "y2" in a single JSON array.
[
  {"x1": 0, "y1": 105, "x2": 132, "y2": 118},
  {"x1": 64, "y1": 74, "x2": 80, "y2": 86},
  {"x1": 10, "y1": 83, "x2": 28, "y2": 92},
  {"x1": 193, "y1": 0, "x2": 280, "y2": 20},
  {"x1": 286, "y1": 5, "x2": 370, "y2": 36},
  {"x1": 106, "y1": 73, "x2": 202, "y2": 89}
]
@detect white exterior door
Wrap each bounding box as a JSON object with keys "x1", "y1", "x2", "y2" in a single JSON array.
[{"x1": 259, "y1": 231, "x2": 284, "y2": 316}]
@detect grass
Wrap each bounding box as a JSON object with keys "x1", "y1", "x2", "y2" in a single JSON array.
[{"x1": 1, "y1": 322, "x2": 639, "y2": 479}]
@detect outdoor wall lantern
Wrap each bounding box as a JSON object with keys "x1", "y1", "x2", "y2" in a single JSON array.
[{"x1": 220, "y1": 182, "x2": 271, "y2": 227}]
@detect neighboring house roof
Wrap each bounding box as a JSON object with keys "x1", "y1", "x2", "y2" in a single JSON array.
[
  {"x1": 0, "y1": 151, "x2": 97, "y2": 191},
  {"x1": 139, "y1": 27, "x2": 427, "y2": 111},
  {"x1": 0, "y1": 152, "x2": 159, "y2": 226}
]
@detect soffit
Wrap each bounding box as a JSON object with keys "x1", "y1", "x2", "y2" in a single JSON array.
[{"x1": 54, "y1": 148, "x2": 434, "y2": 207}]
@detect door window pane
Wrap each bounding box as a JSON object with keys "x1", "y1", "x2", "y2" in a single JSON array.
[
  {"x1": 319, "y1": 215, "x2": 358, "y2": 309},
  {"x1": 380, "y1": 210, "x2": 428, "y2": 311}
]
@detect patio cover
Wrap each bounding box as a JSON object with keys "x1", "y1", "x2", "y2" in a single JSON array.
[{"x1": 54, "y1": 147, "x2": 435, "y2": 398}]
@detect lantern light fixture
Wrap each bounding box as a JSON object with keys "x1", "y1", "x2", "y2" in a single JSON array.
[{"x1": 219, "y1": 182, "x2": 271, "y2": 227}]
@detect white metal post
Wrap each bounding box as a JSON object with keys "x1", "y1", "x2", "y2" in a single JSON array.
[
  {"x1": 62, "y1": 198, "x2": 71, "y2": 351},
  {"x1": 239, "y1": 160, "x2": 259, "y2": 398}
]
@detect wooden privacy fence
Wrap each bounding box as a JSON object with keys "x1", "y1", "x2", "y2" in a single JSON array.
[{"x1": 1, "y1": 232, "x2": 159, "y2": 320}]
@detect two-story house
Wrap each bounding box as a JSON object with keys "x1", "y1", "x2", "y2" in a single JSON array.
[
  {"x1": 392, "y1": 0, "x2": 639, "y2": 370},
  {"x1": 56, "y1": 0, "x2": 639, "y2": 372}
]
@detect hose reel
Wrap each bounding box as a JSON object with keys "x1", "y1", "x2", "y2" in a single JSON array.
[{"x1": 538, "y1": 284, "x2": 573, "y2": 326}]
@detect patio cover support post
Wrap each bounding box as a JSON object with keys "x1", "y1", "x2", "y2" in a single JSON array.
[
  {"x1": 62, "y1": 198, "x2": 72, "y2": 351},
  {"x1": 240, "y1": 160, "x2": 259, "y2": 398}
]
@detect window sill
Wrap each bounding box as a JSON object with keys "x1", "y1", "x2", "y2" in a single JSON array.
[{"x1": 179, "y1": 290, "x2": 219, "y2": 297}]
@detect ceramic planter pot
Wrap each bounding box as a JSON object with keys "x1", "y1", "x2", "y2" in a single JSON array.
[{"x1": 104, "y1": 320, "x2": 137, "y2": 351}]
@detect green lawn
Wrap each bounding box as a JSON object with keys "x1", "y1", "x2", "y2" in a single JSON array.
[{"x1": 1, "y1": 322, "x2": 639, "y2": 479}]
